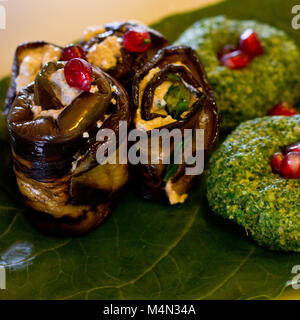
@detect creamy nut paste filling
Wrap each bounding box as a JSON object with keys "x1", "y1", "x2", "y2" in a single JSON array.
[
  {"x1": 165, "y1": 180, "x2": 188, "y2": 205},
  {"x1": 15, "y1": 45, "x2": 62, "y2": 92},
  {"x1": 135, "y1": 62, "x2": 196, "y2": 131},
  {"x1": 87, "y1": 36, "x2": 122, "y2": 71},
  {"x1": 82, "y1": 25, "x2": 106, "y2": 41},
  {"x1": 31, "y1": 69, "x2": 98, "y2": 120},
  {"x1": 135, "y1": 67, "x2": 177, "y2": 131}
]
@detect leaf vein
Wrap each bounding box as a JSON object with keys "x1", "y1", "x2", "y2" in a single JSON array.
[
  {"x1": 59, "y1": 205, "x2": 199, "y2": 300},
  {"x1": 0, "y1": 212, "x2": 19, "y2": 240}
]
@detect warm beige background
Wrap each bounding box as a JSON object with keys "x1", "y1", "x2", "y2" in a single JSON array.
[
  {"x1": 0, "y1": 0, "x2": 218, "y2": 77},
  {"x1": 0, "y1": 0, "x2": 299, "y2": 300}
]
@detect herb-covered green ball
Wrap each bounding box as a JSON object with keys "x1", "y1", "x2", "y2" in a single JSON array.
[
  {"x1": 206, "y1": 115, "x2": 300, "y2": 251},
  {"x1": 175, "y1": 16, "x2": 300, "y2": 130}
]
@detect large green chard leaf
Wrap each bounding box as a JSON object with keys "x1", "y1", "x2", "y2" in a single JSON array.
[
  {"x1": 0, "y1": 0, "x2": 299, "y2": 300},
  {"x1": 0, "y1": 77, "x2": 10, "y2": 141}
]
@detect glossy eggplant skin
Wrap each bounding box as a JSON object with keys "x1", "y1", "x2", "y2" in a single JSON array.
[
  {"x1": 7, "y1": 62, "x2": 131, "y2": 236},
  {"x1": 82, "y1": 21, "x2": 168, "y2": 85},
  {"x1": 132, "y1": 45, "x2": 219, "y2": 202},
  {"x1": 4, "y1": 41, "x2": 62, "y2": 117}
]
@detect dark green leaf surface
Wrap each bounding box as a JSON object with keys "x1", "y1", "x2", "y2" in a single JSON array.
[{"x1": 0, "y1": 0, "x2": 299, "y2": 300}]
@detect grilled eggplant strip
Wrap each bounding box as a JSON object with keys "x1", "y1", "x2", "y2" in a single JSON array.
[
  {"x1": 7, "y1": 61, "x2": 131, "y2": 236},
  {"x1": 82, "y1": 21, "x2": 168, "y2": 84},
  {"x1": 4, "y1": 41, "x2": 62, "y2": 116},
  {"x1": 132, "y1": 45, "x2": 219, "y2": 204},
  {"x1": 69, "y1": 73, "x2": 131, "y2": 205}
]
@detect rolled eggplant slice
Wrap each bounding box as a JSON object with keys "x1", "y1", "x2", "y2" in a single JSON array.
[
  {"x1": 82, "y1": 21, "x2": 168, "y2": 83},
  {"x1": 7, "y1": 61, "x2": 131, "y2": 236},
  {"x1": 4, "y1": 41, "x2": 62, "y2": 116},
  {"x1": 132, "y1": 45, "x2": 219, "y2": 204}
]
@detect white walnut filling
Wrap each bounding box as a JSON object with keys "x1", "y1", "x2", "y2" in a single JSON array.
[
  {"x1": 165, "y1": 180, "x2": 188, "y2": 205},
  {"x1": 50, "y1": 69, "x2": 83, "y2": 107},
  {"x1": 138, "y1": 67, "x2": 160, "y2": 107},
  {"x1": 16, "y1": 45, "x2": 62, "y2": 92},
  {"x1": 135, "y1": 67, "x2": 163, "y2": 129},
  {"x1": 90, "y1": 85, "x2": 99, "y2": 93},
  {"x1": 31, "y1": 105, "x2": 63, "y2": 120},
  {"x1": 83, "y1": 25, "x2": 106, "y2": 41},
  {"x1": 87, "y1": 36, "x2": 122, "y2": 70},
  {"x1": 30, "y1": 68, "x2": 87, "y2": 120}
]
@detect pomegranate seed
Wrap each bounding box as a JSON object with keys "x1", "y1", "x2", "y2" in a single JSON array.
[
  {"x1": 123, "y1": 29, "x2": 151, "y2": 53},
  {"x1": 286, "y1": 142, "x2": 300, "y2": 154},
  {"x1": 269, "y1": 102, "x2": 298, "y2": 116},
  {"x1": 270, "y1": 152, "x2": 284, "y2": 174},
  {"x1": 217, "y1": 44, "x2": 238, "y2": 59},
  {"x1": 61, "y1": 44, "x2": 87, "y2": 61},
  {"x1": 240, "y1": 29, "x2": 264, "y2": 58},
  {"x1": 220, "y1": 50, "x2": 251, "y2": 69},
  {"x1": 279, "y1": 151, "x2": 300, "y2": 179},
  {"x1": 64, "y1": 58, "x2": 92, "y2": 91}
]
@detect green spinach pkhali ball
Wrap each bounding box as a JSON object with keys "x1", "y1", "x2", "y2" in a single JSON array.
[
  {"x1": 206, "y1": 116, "x2": 300, "y2": 251},
  {"x1": 175, "y1": 16, "x2": 300, "y2": 130}
]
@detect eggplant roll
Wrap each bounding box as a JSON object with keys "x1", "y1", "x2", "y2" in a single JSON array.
[
  {"x1": 4, "y1": 41, "x2": 62, "y2": 116},
  {"x1": 7, "y1": 61, "x2": 131, "y2": 235},
  {"x1": 132, "y1": 45, "x2": 219, "y2": 204},
  {"x1": 82, "y1": 21, "x2": 168, "y2": 83}
]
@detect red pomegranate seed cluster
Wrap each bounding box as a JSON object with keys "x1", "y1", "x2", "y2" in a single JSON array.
[
  {"x1": 219, "y1": 29, "x2": 264, "y2": 69},
  {"x1": 268, "y1": 102, "x2": 299, "y2": 117},
  {"x1": 64, "y1": 58, "x2": 92, "y2": 91},
  {"x1": 219, "y1": 50, "x2": 250, "y2": 70},
  {"x1": 63, "y1": 29, "x2": 153, "y2": 92},
  {"x1": 217, "y1": 44, "x2": 237, "y2": 59},
  {"x1": 61, "y1": 44, "x2": 87, "y2": 62},
  {"x1": 239, "y1": 29, "x2": 264, "y2": 58},
  {"x1": 123, "y1": 29, "x2": 152, "y2": 53},
  {"x1": 270, "y1": 142, "x2": 300, "y2": 179},
  {"x1": 286, "y1": 142, "x2": 300, "y2": 154}
]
